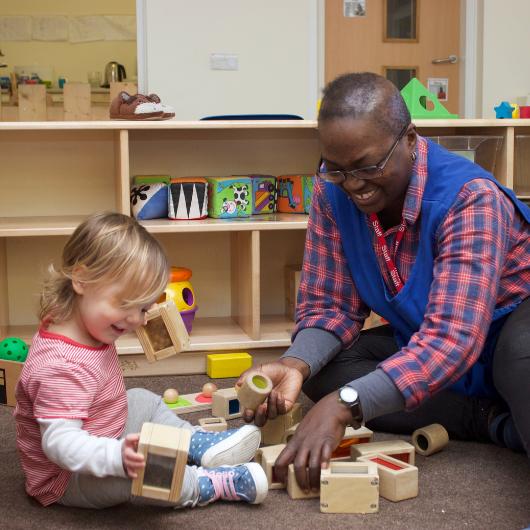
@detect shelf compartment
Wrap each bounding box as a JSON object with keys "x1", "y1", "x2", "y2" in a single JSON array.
[
  {"x1": 426, "y1": 135, "x2": 503, "y2": 177},
  {"x1": 514, "y1": 135, "x2": 530, "y2": 196},
  {"x1": 260, "y1": 229, "x2": 306, "y2": 319},
  {"x1": 0, "y1": 129, "x2": 127, "y2": 219}
]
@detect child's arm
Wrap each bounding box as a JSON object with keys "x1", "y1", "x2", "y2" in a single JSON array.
[{"x1": 38, "y1": 418, "x2": 143, "y2": 478}]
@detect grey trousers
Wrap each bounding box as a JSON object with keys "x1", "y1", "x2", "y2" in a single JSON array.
[{"x1": 58, "y1": 388, "x2": 200, "y2": 509}]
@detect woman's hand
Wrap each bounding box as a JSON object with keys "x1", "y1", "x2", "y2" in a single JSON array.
[
  {"x1": 236, "y1": 357, "x2": 308, "y2": 426},
  {"x1": 274, "y1": 390, "x2": 353, "y2": 492},
  {"x1": 121, "y1": 433, "x2": 145, "y2": 479}
]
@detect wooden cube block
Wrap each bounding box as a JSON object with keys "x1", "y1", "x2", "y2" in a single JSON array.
[
  {"x1": 330, "y1": 425, "x2": 374, "y2": 459},
  {"x1": 198, "y1": 417, "x2": 228, "y2": 432},
  {"x1": 260, "y1": 402, "x2": 303, "y2": 445},
  {"x1": 281, "y1": 422, "x2": 299, "y2": 443},
  {"x1": 0, "y1": 359, "x2": 24, "y2": 407},
  {"x1": 136, "y1": 301, "x2": 190, "y2": 363},
  {"x1": 256, "y1": 444, "x2": 286, "y2": 490},
  {"x1": 287, "y1": 464, "x2": 319, "y2": 500},
  {"x1": 250, "y1": 174, "x2": 276, "y2": 214},
  {"x1": 320, "y1": 461, "x2": 379, "y2": 514},
  {"x1": 206, "y1": 352, "x2": 252, "y2": 378},
  {"x1": 285, "y1": 265, "x2": 302, "y2": 320},
  {"x1": 207, "y1": 176, "x2": 252, "y2": 218},
  {"x1": 358, "y1": 453, "x2": 418, "y2": 502},
  {"x1": 131, "y1": 423, "x2": 191, "y2": 503},
  {"x1": 169, "y1": 177, "x2": 208, "y2": 220},
  {"x1": 350, "y1": 440, "x2": 415, "y2": 465},
  {"x1": 211, "y1": 387, "x2": 241, "y2": 419}
]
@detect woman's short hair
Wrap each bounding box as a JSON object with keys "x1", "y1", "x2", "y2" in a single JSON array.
[{"x1": 318, "y1": 72, "x2": 411, "y2": 136}]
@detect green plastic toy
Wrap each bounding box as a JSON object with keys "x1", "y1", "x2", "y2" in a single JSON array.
[
  {"x1": 0, "y1": 337, "x2": 28, "y2": 362},
  {"x1": 400, "y1": 78, "x2": 458, "y2": 120}
]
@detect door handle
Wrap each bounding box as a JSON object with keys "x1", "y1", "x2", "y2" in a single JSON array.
[{"x1": 432, "y1": 54, "x2": 458, "y2": 65}]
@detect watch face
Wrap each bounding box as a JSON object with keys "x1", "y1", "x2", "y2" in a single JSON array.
[{"x1": 339, "y1": 386, "x2": 358, "y2": 404}]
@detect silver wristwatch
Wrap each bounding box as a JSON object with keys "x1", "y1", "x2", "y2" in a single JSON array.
[{"x1": 338, "y1": 385, "x2": 363, "y2": 428}]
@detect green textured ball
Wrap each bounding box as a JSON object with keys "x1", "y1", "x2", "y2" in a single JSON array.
[{"x1": 0, "y1": 337, "x2": 28, "y2": 363}]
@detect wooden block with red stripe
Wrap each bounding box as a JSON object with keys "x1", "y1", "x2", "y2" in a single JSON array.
[
  {"x1": 350, "y1": 439, "x2": 415, "y2": 465},
  {"x1": 358, "y1": 453, "x2": 418, "y2": 502},
  {"x1": 330, "y1": 425, "x2": 374, "y2": 459}
]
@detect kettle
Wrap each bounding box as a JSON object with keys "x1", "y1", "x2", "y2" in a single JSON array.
[{"x1": 102, "y1": 61, "x2": 126, "y2": 87}]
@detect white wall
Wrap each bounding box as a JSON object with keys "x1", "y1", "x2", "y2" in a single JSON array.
[
  {"x1": 138, "y1": 0, "x2": 319, "y2": 120},
  {"x1": 480, "y1": 0, "x2": 530, "y2": 117}
]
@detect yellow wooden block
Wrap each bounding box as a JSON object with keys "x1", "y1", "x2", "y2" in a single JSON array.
[{"x1": 206, "y1": 352, "x2": 252, "y2": 378}]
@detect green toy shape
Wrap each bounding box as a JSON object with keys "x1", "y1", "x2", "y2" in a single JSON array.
[
  {"x1": 0, "y1": 337, "x2": 28, "y2": 362},
  {"x1": 400, "y1": 78, "x2": 458, "y2": 120}
]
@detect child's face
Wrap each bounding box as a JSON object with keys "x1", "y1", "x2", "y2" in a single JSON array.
[{"x1": 73, "y1": 279, "x2": 157, "y2": 347}]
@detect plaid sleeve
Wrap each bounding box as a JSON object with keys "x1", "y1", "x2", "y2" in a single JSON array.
[
  {"x1": 293, "y1": 178, "x2": 369, "y2": 347},
  {"x1": 379, "y1": 180, "x2": 515, "y2": 409}
]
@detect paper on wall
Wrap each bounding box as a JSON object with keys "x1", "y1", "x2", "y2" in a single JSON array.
[
  {"x1": 0, "y1": 16, "x2": 32, "y2": 41},
  {"x1": 32, "y1": 16, "x2": 68, "y2": 41},
  {"x1": 68, "y1": 16, "x2": 104, "y2": 43},
  {"x1": 103, "y1": 16, "x2": 136, "y2": 41}
]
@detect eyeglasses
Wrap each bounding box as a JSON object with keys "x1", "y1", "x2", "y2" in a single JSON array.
[{"x1": 317, "y1": 123, "x2": 410, "y2": 182}]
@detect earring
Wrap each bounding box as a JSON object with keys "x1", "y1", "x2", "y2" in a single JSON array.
[{"x1": 411, "y1": 152, "x2": 417, "y2": 161}]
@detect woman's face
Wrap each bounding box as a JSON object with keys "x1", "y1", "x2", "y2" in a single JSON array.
[{"x1": 318, "y1": 117, "x2": 417, "y2": 216}]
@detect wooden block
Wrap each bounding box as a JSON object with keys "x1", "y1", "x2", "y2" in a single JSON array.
[
  {"x1": 281, "y1": 422, "x2": 299, "y2": 443},
  {"x1": 285, "y1": 265, "x2": 302, "y2": 320},
  {"x1": 211, "y1": 387, "x2": 241, "y2": 419},
  {"x1": 261, "y1": 403, "x2": 303, "y2": 445},
  {"x1": 198, "y1": 417, "x2": 227, "y2": 432},
  {"x1": 350, "y1": 440, "x2": 415, "y2": 465},
  {"x1": 131, "y1": 422, "x2": 191, "y2": 503},
  {"x1": 256, "y1": 444, "x2": 286, "y2": 490},
  {"x1": 320, "y1": 461, "x2": 379, "y2": 514},
  {"x1": 165, "y1": 391, "x2": 213, "y2": 415},
  {"x1": 236, "y1": 371, "x2": 272, "y2": 412},
  {"x1": 287, "y1": 464, "x2": 319, "y2": 500},
  {"x1": 136, "y1": 301, "x2": 190, "y2": 363},
  {"x1": 412, "y1": 423, "x2": 449, "y2": 456},
  {"x1": 0, "y1": 359, "x2": 24, "y2": 407},
  {"x1": 206, "y1": 352, "x2": 252, "y2": 378},
  {"x1": 358, "y1": 453, "x2": 418, "y2": 502},
  {"x1": 18, "y1": 84, "x2": 46, "y2": 121},
  {"x1": 110, "y1": 81, "x2": 138, "y2": 103},
  {"x1": 63, "y1": 82, "x2": 91, "y2": 120},
  {"x1": 330, "y1": 425, "x2": 374, "y2": 459}
]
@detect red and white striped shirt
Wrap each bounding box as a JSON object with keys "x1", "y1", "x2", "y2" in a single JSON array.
[{"x1": 14, "y1": 328, "x2": 127, "y2": 506}]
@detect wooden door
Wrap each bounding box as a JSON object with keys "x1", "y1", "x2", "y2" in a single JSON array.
[{"x1": 326, "y1": 0, "x2": 461, "y2": 114}]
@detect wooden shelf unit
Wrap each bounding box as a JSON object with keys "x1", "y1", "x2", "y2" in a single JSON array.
[{"x1": 0, "y1": 119, "x2": 528, "y2": 376}]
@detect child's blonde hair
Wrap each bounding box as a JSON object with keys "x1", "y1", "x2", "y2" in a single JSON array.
[{"x1": 40, "y1": 212, "x2": 169, "y2": 323}]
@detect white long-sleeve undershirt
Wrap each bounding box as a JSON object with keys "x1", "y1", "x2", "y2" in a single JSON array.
[{"x1": 38, "y1": 418, "x2": 127, "y2": 479}]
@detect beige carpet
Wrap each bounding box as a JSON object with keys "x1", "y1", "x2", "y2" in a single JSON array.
[{"x1": 1, "y1": 374, "x2": 529, "y2": 530}]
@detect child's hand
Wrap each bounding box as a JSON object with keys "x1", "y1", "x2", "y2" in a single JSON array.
[{"x1": 122, "y1": 433, "x2": 145, "y2": 479}]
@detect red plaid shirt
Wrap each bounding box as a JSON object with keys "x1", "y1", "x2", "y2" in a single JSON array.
[{"x1": 294, "y1": 136, "x2": 530, "y2": 408}]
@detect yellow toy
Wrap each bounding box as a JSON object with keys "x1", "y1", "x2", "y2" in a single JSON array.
[
  {"x1": 159, "y1": 267, "x2": 197, "y2": 333},
  {"x1": 206, "y1": 352, "x2": 252, "y2": 378}
]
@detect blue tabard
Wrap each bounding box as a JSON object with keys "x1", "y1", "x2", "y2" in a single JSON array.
[{"x1": 325, "y1": 139, "x2": 530, "y2": 398}]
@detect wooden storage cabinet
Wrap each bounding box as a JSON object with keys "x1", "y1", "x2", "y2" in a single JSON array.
[{"x1": 0, "y1": 119, "x2": 527, "y2": 376}]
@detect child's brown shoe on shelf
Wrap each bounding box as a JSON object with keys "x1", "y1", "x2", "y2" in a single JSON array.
[
  {"x1": 109, "y1": 92, "x2": 165, "y2": 120},
  {"x1": 146, "y1": 93, "x2": 175, "y2": 119}
]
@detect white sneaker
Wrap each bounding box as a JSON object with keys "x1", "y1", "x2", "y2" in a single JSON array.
[
  {"x1": 197, "y1": 463, "x2": 268, "y2": 505},
  {"x1": 189, "y1": 424, "x2": 261, "y2": 468}
]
